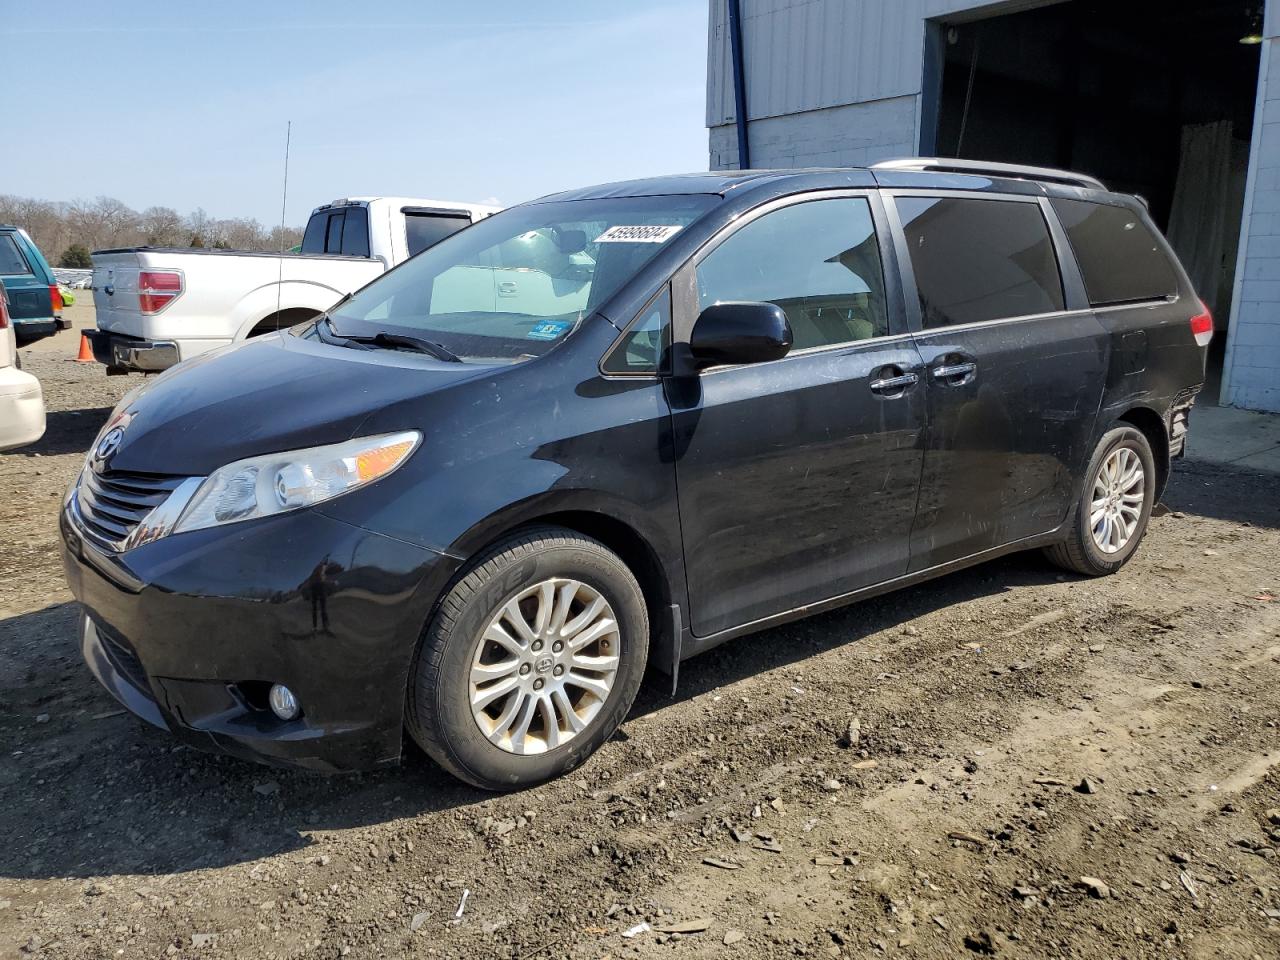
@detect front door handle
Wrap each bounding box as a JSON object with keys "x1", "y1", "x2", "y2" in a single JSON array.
[{"x1": 870, "y1": 367, "x2": 920, "y2": 396}]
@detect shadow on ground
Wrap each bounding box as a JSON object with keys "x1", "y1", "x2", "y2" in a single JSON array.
[{"x1": 0, "y1": 407, "x2": 114, "y2": 458}]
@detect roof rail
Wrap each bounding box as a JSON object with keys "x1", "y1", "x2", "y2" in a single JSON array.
[{"x1": 871, "y1": 157, "x2": 1105, "y2": 191}]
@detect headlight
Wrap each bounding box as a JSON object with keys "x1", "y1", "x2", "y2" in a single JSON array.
[{"x1": 172, "y1": 431, "x2": 420, "y2": 535}]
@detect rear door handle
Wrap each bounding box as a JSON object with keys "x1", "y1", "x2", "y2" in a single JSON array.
[
  {"x1": 870, "y1": 369, "x2": 920, "y2": 396},
  {"x1": 931, "y1": 359, "x2": 977, "y2": 384}
]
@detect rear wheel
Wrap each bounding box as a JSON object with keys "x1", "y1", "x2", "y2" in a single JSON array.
[
  {"x1": 405, "y1": 526, "x2": 648, "y2": 790},
  {"x1": 1045, "y1": 423, "x2": 1156, "y2": 576}
]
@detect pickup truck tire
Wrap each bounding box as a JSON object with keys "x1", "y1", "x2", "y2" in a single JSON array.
[
  {"x1": 1045, "y1": 424, "x2": 1156, "y2": 576},
  {"x1": 248, "y1": 309, "x2": 319, "y2": 339},
  {"x1": 405, "y1": 526, "x2": 648, "y2": 791}
]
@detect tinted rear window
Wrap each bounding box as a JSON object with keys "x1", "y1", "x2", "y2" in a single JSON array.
[
  {"x1": 301, "y1": 207, "x2": 370, "y2": 257},
  {"x1": 405, "y1": 213, "x2": 470, "y2": 256},
  {"x1": 897, "y1": 196, "x2": 1065, "y2": 328},
  {"x1": 1050, "y1": 199, "x2": 1178, "y2": 306},
  {"x1": 0, "y1": 235, "x2": 31, "y2": 276},
  {"x1": 340, "y1": 206, "x2": 370, "y2": 257}
]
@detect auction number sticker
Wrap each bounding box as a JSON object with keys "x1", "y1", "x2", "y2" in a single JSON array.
[{"x1": 594, "y1": 224, "x2": 683, "y2": 244}]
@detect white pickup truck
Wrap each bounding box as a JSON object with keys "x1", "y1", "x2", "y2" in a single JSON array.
[{"x1": 88, "y1": 196, "x2": 500, "y2": 373}]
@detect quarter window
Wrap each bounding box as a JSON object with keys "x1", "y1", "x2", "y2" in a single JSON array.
[
  {"x1": 695, "y1": 198, "x2": 890, "y2": 350},
  {"x1": 1050, "y1": 198, "x2": 1177, "y2": 306},
  {"x1": 602, "y1": 288, "x2": 670, "y2": 374},
  {"x1": 897, "y1": 197, "x2": 1065, "y2": 328}
]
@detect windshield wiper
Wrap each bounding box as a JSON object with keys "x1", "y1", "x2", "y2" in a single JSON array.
[
  {"x1": 348, "y1": 331, "x2": 463, "y2": 363},
  {"x1": 317, "y1": 318, "x2": 460, "y2": 362}
]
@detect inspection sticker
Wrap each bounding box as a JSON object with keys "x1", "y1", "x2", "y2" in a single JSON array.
[
  {"x1": 594, "y1": 224, "x2": 683, "y2": 244},
  {"x1": 526, "y1": 320, "x2": 573, "y2": 341}
]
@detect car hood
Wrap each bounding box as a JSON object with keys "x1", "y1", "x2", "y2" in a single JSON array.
[{"x1": 103, "y1": 332, "x2": 487, "y2": 476}]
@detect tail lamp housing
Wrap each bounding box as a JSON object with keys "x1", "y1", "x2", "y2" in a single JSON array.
[
  {"x1": 138, "y1": 270, "x2": 184, "y2": 314},
  {"x1": 1189, "y1": 303, "x2": 1213, "y2": 348}
]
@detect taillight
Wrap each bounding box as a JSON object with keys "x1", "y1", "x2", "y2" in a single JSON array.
[
  {"x1": 0, "y1": 288, "x2": 9, "y2": 330},
  {"x1": 1190, "y1": 303, "x2": 1213, "y2": 348},
  {"x1": 138, "y1": 271, "x2": 183, "y2": 314},
  {"x1": 50, "y1": 283, "x2": 63, "y2": 313}
]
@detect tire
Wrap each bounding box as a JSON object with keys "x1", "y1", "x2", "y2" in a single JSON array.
[
  {"x1": 405, "y1": 526, "x2": 649, "y2": 791},
  {"x1": 1045, "y1": 423, "x2": 1157, "y2": 576}
]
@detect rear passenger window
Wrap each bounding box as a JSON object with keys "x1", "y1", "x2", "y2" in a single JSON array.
[
  {"x1": 696, "y1": 197, "x2": 889, "y2": 350},
  {"x1": 0, "y1": 235, "x2": 31, "y2": 276},
  {"x1": 340, "y1": 206, "x2": 370, "y2": 257},
  {"x1": 325, "y1": 213, "x2": 345, "y2": 254},
  {"x1": 897, "y1": 197, "x2": 1065, "y2": 328},
  {"x1": 1050, "y1": 199, "x2": 1177, "y2": 306}
]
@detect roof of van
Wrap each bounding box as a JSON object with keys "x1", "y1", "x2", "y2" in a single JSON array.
[{"x1": 535, "y1": 160, "x2": 1109, "y2": 204}]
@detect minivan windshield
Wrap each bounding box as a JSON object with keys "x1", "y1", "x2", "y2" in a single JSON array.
[{"x1": 325, "y1": 195, "x2": 719, "y2": 363}]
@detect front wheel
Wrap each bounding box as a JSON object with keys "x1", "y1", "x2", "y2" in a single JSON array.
[
  {"x1": 1045, "y1": 423, "x2": 1157, "y2": 576},
  {"x1": 405, "y1": 526, "x2": 649, "y2": 790}
]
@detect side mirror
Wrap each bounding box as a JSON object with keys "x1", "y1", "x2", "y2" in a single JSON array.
[{"x1": 689, "y1": 301, "x2": 793, "y2": 370}]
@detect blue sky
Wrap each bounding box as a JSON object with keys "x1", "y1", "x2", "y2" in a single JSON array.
[{"x1": 3, "y1": 1, "x2": 709, "y2": 224}]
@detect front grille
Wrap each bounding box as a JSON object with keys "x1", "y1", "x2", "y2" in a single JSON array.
[
  {"x1": 94, "y1": 620, "x2": 154, "y2": 699},
  {"x1": 75, "y1": 468, "x2": 187, "y2": 550}
]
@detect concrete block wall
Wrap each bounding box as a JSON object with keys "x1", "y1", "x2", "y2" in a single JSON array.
[
  {"x1": 1223, "y1": 30, "x2": 1280, "y2": 413},
  {"x1": 708, "y1": 96, "x2": 919, "y2": 170}
]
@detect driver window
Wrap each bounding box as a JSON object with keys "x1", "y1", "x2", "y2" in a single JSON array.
[{"x1": 696, "y1": 197, "x2": 889, "y2": 350}]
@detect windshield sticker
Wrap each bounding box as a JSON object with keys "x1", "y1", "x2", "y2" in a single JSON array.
[
  {"x1": 594, "y1": 224, "x2": 683, "y2": 244},
  {"x1": 526, "y1": 320, "x2": 573, "y2": 341}
]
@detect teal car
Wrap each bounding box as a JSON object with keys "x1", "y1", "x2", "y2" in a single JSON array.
[{"x1": 0, "y1": 225, "x2": 67, "y2": 345}]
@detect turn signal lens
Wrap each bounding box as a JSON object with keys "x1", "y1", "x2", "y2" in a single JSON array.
[{"x1": 357, "y1": 440, "x2": 416, "y2": 482}]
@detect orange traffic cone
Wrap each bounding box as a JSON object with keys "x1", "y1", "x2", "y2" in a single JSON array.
[{"x1": 75, "y1": 332, "x2": 95, "y2": 363}]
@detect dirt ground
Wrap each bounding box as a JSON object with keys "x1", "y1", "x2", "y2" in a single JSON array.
[{"x1": 2, "y1": 303, "x2": 1279, "y2": 960}]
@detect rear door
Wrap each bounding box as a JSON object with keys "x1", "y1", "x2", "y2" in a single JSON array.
[
  {"x1": 0, "y1": 230, "x2": 53, "y2": 324},
  {"x1": 667, "y1": 192, "x2": 927, "y2": 637},
  {"x1": 886, "y1": 191, "x2": 1107, "y2": 569}
]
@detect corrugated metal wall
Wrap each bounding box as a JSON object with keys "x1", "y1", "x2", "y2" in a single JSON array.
[
  {"x1": 706, "y1": 1, "x2": 1062, "y2": 128},
  {"x1": 706, "y1": 0, "x2": 926, "y2": 127}
]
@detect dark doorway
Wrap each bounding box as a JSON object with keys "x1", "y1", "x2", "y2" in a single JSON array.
[{"x1": 932, "y1": 0, "x2": 1263, "y2": 402}]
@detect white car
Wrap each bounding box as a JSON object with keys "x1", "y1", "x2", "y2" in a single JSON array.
[
  {"x1": 88, "y1": 196, "x2": 501, "y2": 373},
  {"x1": 0, "y1": 284, "x2": 45, "y2": 451}
]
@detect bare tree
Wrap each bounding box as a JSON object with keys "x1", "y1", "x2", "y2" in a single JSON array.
[
  {"x1": 0, "y1": 193, "x2": 300, "y2": 259},
  {"x1": 139, "y1": 206, "x2": 184, "y2": 247},
  {"x1": 66, "y1": 196, "x2": 139, "y2": 250}
]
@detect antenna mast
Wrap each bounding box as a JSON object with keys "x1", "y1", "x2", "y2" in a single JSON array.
[{"x1": 274, "y1": 120, "x2": 292, "y2": 329}]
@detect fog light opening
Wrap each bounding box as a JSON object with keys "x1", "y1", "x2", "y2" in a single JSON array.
[{"x1": 268, "y1": 683, "x2": 301, "y2": 721}]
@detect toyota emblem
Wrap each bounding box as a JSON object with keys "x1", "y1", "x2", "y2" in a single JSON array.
[{"x1": 94, "y1": 427, "x2": 125, "y2": 466}]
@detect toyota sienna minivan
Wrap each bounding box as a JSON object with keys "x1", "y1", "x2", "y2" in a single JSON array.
[{"x1": 61, "y1": 159, "x2": 1211, "y2": 790}]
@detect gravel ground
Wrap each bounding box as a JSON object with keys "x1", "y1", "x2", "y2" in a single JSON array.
[{"x1": 2, "y1": 304, "x2": 1279, "y2": 960}]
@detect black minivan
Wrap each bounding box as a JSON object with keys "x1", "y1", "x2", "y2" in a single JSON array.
[{"x1": 61, "y1": 159, "x2": 1211, "y2": 790}]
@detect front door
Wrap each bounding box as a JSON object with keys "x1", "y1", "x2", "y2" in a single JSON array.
[
  {"x1": 667, "y1": 194, "x2": 927, "y2": 638},
  {"x1": 887, "y1": 192, "x2": 1108, "y2": 569}
]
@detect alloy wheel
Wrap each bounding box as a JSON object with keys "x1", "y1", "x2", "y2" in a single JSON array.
[
  {"x1": 468, "y1": 578, "x2": 621, "y2": 755},
  {"x1": 1089, "y1": 446, "x2": 1145, "y2": 554}
]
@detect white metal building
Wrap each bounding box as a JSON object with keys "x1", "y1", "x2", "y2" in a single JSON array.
[{"x1": 707, "y1": 0, "x2": 1280, "y2": 413}]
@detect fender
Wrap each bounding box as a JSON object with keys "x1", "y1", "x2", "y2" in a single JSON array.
[{"x1": 229, "y1": 278, "x2": 363, "y2": 342}]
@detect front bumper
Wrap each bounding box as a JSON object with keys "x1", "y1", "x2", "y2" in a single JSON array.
[
  {"x1": 60, "y1": 503, "x2": 459, "y2": 772},
  {"x1": 84, "y1": 329, "x2": 180, "y2": 373},
  {"x1": 0, "y1": 366, "x2": 45, "y2": 451}
]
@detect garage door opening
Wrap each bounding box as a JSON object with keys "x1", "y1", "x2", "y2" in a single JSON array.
[{"x1": 931, "y1": 0, "x2": 1263, "y2": 402}]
